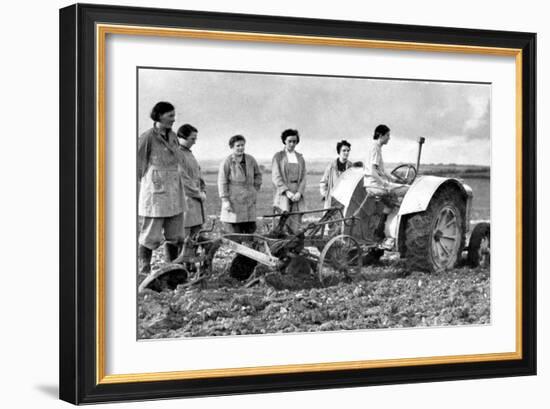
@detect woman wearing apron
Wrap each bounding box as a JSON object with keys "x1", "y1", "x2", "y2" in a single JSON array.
[
  {"x1": 218, "y1": 135, "x2": 263, "y2": 234},
  {"x1": 271, "y1": 129, "x2": 307, "y2": 233}
]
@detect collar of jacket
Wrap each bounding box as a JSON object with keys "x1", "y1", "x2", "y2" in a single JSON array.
[
  {"x1": 229, "y1": 153, "x2": 248, "y2": 163},
  {"x1": 153, "y1": 124, "x2": 173, "y2": 137},
  {"x1": 152, "y1": 125, "x2": 179, "y2": 153},
  {"x1": 334, "y1": 158, "x2": 351, "y2": 166}
]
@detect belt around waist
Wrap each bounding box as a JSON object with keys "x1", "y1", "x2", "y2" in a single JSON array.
[{"x1": 290, "y1": 180, "x2": 299, "y2": 183}]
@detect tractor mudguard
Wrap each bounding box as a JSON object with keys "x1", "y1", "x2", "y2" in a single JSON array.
[
  {"x1": 398, "y1": 175, "x2": 472, "y2": 216},
  {"x1": 394, "y1": 176, "x2": 473, "y2": 254}
]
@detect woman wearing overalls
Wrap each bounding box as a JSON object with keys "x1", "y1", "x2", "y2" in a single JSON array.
[
  {"x1": 271, "y1": 129, "x2": 307, "y2": 234},
  {"x1": 217, "y1": 135, "x2": 263, "y2": 234},
  {"x1": 137, "y1": 101, "x2": 186, "y2": 276}
]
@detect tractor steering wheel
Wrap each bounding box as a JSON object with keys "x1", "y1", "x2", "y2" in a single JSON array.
[{"x1": 390, "y1": 164, "x2": 417, "y2": 185}]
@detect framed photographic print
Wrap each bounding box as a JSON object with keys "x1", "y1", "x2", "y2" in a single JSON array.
[{"x1": 59, "y1": 3, "x2": 536, "y2": 404}]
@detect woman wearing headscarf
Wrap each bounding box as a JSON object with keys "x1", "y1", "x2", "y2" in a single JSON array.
[
  {"x1": 217, "y1": 135, "x2": 263, "y2": 234},
  {"x1": 271, "y1": 129, "x2": 306, "y2": 233},
  {"x1": 320, "y1": 139, "x2": 353, "y2": 209},
  {"x1": 137, "y1": 101, "x2": 186, "y2": 276}
]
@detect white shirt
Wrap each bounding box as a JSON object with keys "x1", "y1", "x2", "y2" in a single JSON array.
[
  {"x1": 363, "y1": 140, "x2": 386, "y2": 188},
  {"x1": 286, "y1": 150, "x2": 298, "y2": 164}
]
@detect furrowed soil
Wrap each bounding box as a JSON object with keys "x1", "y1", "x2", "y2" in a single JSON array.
[{"x1": 138, "y1": 250, "x2": 490, "y2": 339}]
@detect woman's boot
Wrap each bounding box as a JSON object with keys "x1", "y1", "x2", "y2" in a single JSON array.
[
  {"x1": 164, "y1": 242, "x2": 180, "y2": 263},
  {"x1": 138, "y1": 245, "x2": 152, "y2": 276}
]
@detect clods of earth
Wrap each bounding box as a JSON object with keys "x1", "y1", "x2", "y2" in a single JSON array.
[{"x1": 138, "y1": 248, "x2": 490, "y2": 339}]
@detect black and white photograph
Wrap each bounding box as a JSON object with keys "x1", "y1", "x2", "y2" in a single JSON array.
[{"x1": 136, "y1": 67, "x2": 491, "y2": 339}]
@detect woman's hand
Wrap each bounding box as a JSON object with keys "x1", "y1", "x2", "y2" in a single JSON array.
[
  {"x1": 293, "y1": 192, "x2": 302, "y2": 202},
  {"x1": 222, "y1": 199, "x2": 234, "y2": 213},
  {"x1": 285, "y1": 191, "x2": 294, "y2": 200},
  {"x1": 199, "y1": 191, "x2": 207, "y2": 201}
]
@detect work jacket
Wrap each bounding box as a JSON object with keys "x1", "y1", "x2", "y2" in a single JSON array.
[
  {"x1": 217, "y1": 153, "x2": 262, "y2": 223},
  {"x1": 179, "y1": 145, "x2": 205, "y2": 227},
  {"x1": 319, "y1": 159, "x2": 352, "y2": 209},
  {"x1": 137, "y1": 126, "x2": 186, "y2": 218},
  {"x1": 271, "y1": 150, "x2": 307, "y2": 212}
]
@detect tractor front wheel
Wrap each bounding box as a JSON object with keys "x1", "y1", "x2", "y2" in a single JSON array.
[{"x1": 404, "y1": 188, "x2": 465, "y2": 272}]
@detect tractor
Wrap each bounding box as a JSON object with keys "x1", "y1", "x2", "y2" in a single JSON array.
[{"x1": 330, "y1": 137, "x2": 490, "y2": 273}]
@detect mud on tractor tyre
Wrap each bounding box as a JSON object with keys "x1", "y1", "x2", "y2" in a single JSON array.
[{"x1": 404, "y1": 187, "x2": 466, "y2": 272}]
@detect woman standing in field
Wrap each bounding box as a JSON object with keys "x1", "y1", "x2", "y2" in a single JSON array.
[
  {"x1": 137, "y1": 101, "x2": 186, "y2": 276},
  {"x1": 271, "y1": 129, "x2": 307, "y2": 233},
  {"x1": 176, "y1": 123, "x2": 206, "y2": 243},
  {"x1": 217, "y1": 135, "x2": 263, "y2": 234},
  {"x1": 320, "y1": 139, "x2": 353, "y2": 209}
]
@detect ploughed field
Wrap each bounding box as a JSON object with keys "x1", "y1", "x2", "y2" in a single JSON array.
[
  {"x1": 138, "y1": 167, "x2": 490, "y2": 339},
  {"x1": 138, "y1": 249, "x2": 490, "y2": 339}
]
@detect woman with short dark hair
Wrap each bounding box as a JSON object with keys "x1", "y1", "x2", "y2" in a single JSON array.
[
  {"x1": 176, "y1": 123, "x2": 205, "y2": 242},
  {"x1": 271, "y1": 129, "x2": 306, "y2": 233},
  {"x1": 373, "y1": 124, "x2": 390, "y2": 140},
  {"x1": 137, "y1": 101, "x2": 186, "y2": 275},
  {"x1": 364, "y1": 124, "x2": 407, "y2": 196},
  {"x1": 320, "y1": 139, "x2": 352, "y2": 209},
  {"x1": 217, "y1": 135, "x2": 262, "y2": 234}
]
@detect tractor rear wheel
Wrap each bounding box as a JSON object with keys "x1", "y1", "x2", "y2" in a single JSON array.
[{"x1": 404, "y1": 188, "x2": 465, "y2": 272}]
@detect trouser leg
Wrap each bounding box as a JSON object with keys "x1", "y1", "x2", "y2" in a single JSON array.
[
  {"x1": 364, "y1": 187, "x2": 392, "y2": 240},
  {"x1": 163, "y1": 212, "x2": 185, "y2": 245},
  {"x1": 138, "y1": 216, "x2": 165, "y2": 276},
  {"x1": 139, "y1": 216, "x2": 165, "y2": 250},
  {"x1": 163, "y1": 212, "x2": 185, "y2": 262}
]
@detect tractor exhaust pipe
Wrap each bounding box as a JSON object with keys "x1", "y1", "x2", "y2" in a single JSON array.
[{"x1": 416, "y1": 137, "x2": 426, "y2": 174}]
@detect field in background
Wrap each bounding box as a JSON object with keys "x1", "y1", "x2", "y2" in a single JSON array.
[
  {"x1": 200, "y1": 159, "x2": 490, "y2": 178},
  {"x1": 201, "y1": 170, "x2": 490, "y2": 222}
]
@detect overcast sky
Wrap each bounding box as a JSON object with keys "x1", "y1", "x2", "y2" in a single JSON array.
[{"x1": 138, "y1": 68, "x2": 490, "y2": 166}]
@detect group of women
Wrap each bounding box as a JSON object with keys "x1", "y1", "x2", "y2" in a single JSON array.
[
  {"x1": 137, "y1": 101, "x2": 399, "y2": 276},
  {"x1": 218, "y1": 128, "x2": 308, "y2": 235}
]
